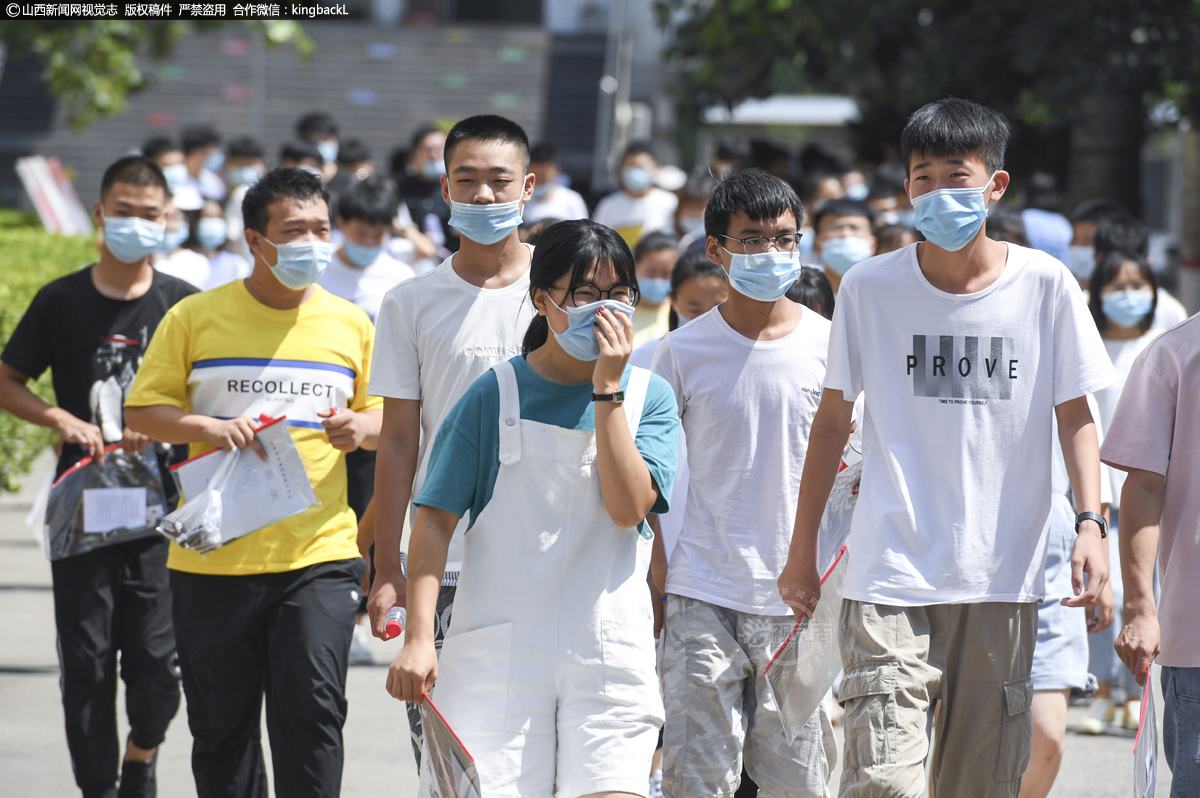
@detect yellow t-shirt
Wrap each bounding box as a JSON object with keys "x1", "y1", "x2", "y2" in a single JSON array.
[
  {"x1": 632, "y1": 301, "x2": 671, "y2": 348},
  {"x1": 126, "y1": 280, "x2": 383, "y2": 576}
]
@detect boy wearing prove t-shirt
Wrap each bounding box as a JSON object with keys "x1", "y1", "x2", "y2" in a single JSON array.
[
  {"x1": 779, "y1": 98, "x2": 1115, "y2": 798},
  {"x1": 0, "y1": 156, "x2": 194, "y2": 798},
  {"x1": 652, "y1": 169, "x2": 836, "y2": 798},
  {"x1": 366, "y1": 114, "x2": 537, "y2": 766},
  {"x1": 125, "y1": 168, "x2": 383, "y2": 798}
]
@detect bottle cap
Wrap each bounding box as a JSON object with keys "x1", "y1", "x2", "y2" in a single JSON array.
[{"x1": 385, "y1": 620, "x2": 403, "y2": 639}]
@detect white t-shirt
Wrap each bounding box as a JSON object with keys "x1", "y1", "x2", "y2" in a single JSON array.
[
  {"x1": 523, "y1": 185, "x2": 588, "y2": 223},
  {"x1": 652, "y1": 306, "x2": 831, "y2": 615},
  {"x1": 594, "y1": 188, "x2": 678, "y2": 242},
  {"x1": 631, "y1": 337, "x2": 688, "y2": 561},
  {"x1": 318, "y1": 250, "x2": 416, "y2": 323},
  {"x1": 1097, "y1": 330, "x2": 1162, "y2": 508},
  {"x1": 154, "y1": 248, "x2": 211, "y2": 290},
  {"x1": 206, "y1": 250, "x2": 251, "y2": 289},
  {"x1": 826, "y1": 243, "x2": 1115, "y2": 606},
  {"x1": 1154, "y1": 288, "x2": 1188, "y2": 330},
  {"x1": 368, "y1": 249, "x2": 536, "y2": 576}
]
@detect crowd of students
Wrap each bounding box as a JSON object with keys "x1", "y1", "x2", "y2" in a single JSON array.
[{"x1": 0, "y1": 97, "x2": 1197, "y2": 798}]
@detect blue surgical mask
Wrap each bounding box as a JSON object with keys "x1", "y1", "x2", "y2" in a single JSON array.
[
  {"x1": 157, "y1": 224, "x2": 190, "y2": 254},
  {"x1": 532, "y1": 183, "x2": 552, "y2": 200},
  {"x1": 226, "y1": 165, "x2": 263, "y2": 188},
  {"x1": 1068, "y1": 245, "x2": 1096, "y2": 281},
  {"x1": 721, "y1": 248, "x2": 802, "y2": 302},
  {"x1": 910, "y1": 175, "x2": 995, "y2": 252},
  {"x1": 621, "y1": 166, "x2": 654, "y2": 193},
  {"x1": 845, "y1": 183, "x2": 870, "y2": 201},
  {"x1": 161, "y1": 163, "x2": 188, "y2": 192},
  {"x1": 103, "y1": 215, "x2": 165, "y2": 263},
  {"x1": 1102, "y1": 289, "x2": 1154, "y2": 329},
  {"x1": 449, "y1": 198, "x2": 523, "y2": 245},
  {"x1": 420, "y1": 159, "x2": 446, "y2": 181},
  {"x1": 317, "y1": 140, "x2": 339, "y2": 164},
  {"x1": 821, "y1": 236, "x2": 873, "y2": 275},
  {"x1": 343, "y1": 240, "x2": 383, "y2": 268},
  {"x1": 547, "y1": 296, "x2": 636, "y2": 361},
  {"x1": 205, "y1": 150, "x2": 225, "y2": 174},
  {"x1": 260, "y1": 237, "x2": 332, "y2": 289},
  {"x1": 639, "y1": 278, "x2": 671, "y2": 305},
  {"x1": 196, "y1": 217, "x2": 228, "y2": 251}
]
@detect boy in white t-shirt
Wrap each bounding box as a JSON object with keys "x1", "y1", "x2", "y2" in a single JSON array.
[
  {"x1": 595, "y1": 141, "x2": 679, "y2": 246},
  {"x1": 779, "y1": 98, "x2": 1115, "y2": 798},
  {"x1": 523, "y1": 141, "x2": 588, "y2": 223},
  {"x1": 366, "y1": 114, "x2": 537, "y2": 767},
  {"x1": 652, "y1": 169, "x2": 835, "y2": 798}
]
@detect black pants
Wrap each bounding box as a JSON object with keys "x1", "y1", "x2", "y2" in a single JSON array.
[
  {"x1": 51, "y1": 536, "x2": 181, "y2": 797},
  {"x1": 170, "y1": 558, "x2": 364, "y2": 798},
  {"x1": 344, "y1": 448, "x2": 376, "y2": 522}
]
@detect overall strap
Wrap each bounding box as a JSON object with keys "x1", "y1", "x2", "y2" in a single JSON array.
[
  {"x1": 493, "y1": 360, "x2": 522, "y2": 465},
  {"x1": 624, "y1": 366, "x2": 652, "y2": 441}
]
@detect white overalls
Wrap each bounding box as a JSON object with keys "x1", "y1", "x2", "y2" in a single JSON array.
[{"x1": 421, "y1": 361, "x2": 665, "y2": 798}]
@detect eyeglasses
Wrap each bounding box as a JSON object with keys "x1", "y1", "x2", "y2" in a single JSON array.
[
  {"x1": 717, "y1": 233, "x2": 802, "y2": 254},
  {"x1": 552, "y1": 283, "x2": 639, "y2": 306}
]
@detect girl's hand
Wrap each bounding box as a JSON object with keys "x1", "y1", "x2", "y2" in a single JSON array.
[
  {"x1": 386, "y1": 639, "x2": 438, "y2": 704},
  {"x1": 592, "y1": 307, "x2": 633, "y2": 393}
]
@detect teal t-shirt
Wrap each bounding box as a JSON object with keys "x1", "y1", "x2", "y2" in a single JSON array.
[{"x1": 415, "y1": 355, "x2": 679, "y2": 530}]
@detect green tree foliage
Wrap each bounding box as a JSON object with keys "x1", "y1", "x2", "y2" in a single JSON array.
[
  {"x1": 1, "y1": 21, "x2": 313, "y2": 130},
  {"x1": 656, "y1": 0, "x2": 1200, "y2": 159}
]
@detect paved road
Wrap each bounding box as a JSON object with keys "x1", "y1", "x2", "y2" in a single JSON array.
[{"x1": 0, "y1": 452, "x2": 1172, "y2": 797}]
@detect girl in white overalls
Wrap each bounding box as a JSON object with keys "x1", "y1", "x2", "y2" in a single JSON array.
[{"x1": 389, "y1": 219, "x2": 680, "y2": 798}]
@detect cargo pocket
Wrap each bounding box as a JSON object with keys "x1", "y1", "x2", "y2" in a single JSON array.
[
  {"x1": 994, "y1": 676, "x2": 1033, "y2": 782},
  {"x1": 839, "y1": 661, "x2": 899, "y2": 769},
  {"x1": 431, "y1": 622, "x2": 512, "y2": 731}
]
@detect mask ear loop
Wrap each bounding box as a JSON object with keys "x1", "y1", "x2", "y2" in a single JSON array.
[{"x1": 543, "y1": 289, "x2": 572, "y2": 336}]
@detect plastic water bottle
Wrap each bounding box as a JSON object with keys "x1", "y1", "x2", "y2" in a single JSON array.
[{"x1": 384, "y1": 606, "x2": 407, "y2": 640}]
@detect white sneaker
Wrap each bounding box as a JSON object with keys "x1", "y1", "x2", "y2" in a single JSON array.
[
  {"x1": 648, "y1": 769, "x2": 663, "y2": 798},
  {"x1": 349, "y1": 625, "x2": 376, "y2": 667},
  {"x1": 1122, "y1": 700, "x2": 1142, "y2": 732},
  {"x1": 1077, "y1": 698, "x2": 1114, "y2": 735}
]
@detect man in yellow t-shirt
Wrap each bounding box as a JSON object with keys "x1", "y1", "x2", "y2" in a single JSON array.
[{"x1": 126, "y1": 167, "x2": 382, "y2": 798}]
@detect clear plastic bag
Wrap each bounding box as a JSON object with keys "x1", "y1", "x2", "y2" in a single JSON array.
[
  {"x1": 43, "y1": 445, "x2": 168, "y2": 561},
  {"x1": 157, "y1": 446, "x2": 241, "y2": 553},
  {"x1": 1134, "y1": 664, "x2": 1157, "y2": 798},
  {"x1": 421, "y1": 692, "x2": 482, "y2": 798}
]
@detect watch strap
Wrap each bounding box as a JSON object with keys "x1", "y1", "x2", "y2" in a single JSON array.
[
  {"x1": 1075, "y1": 511, "x2": 1108, "y2": 539},
  {"x1": 591, "y1": 390, "x2": 625, "y2": 403}
]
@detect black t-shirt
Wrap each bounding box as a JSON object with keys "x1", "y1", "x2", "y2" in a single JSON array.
[{"x1": 1, "y1": 266, "x2": 198, "y2": 477}]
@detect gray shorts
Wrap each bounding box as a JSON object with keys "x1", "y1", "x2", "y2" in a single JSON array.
[
  {"x1": 838, "y1": 599, "x2": 1037, "y2": 798},
  {"x1": 661, "y1": 594, "x2": 835, "y2": 798}
]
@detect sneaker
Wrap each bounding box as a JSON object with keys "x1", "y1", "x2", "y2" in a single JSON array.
[
  {"x1": 1077, "y1": 697, "x2": 1115, "y2": 735},
  {"x1": 648, "y1": 769, "x2": 663, "y2": 798},
  {"x1": 349, "y1": 625, "x2": 376, "y2": 667},
  {"x1": 1122, "y1": 700, "x2": 1142, "y2": 731},
  {"x1": 117, "y1": 749, "x2": 157, "y2": 798}
]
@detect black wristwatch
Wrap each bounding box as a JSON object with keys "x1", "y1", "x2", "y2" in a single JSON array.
[
  {"x1": 1075, "y1": 511, "x2": 1108, "y2": 539},
  {"x1": 591, "y1": 391, "x2": 625, "y2": 404}
]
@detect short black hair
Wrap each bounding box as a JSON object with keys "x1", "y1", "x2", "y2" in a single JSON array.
[
  {"x1": 242, "y1": 167, "x2": 330, "y2": 236},
  {"x1": 296, "y1": 111, "x2": 339, "y2": 139},
  {"x1": 522, "y1": 220, "x2": 636, "y2": 352},
  {"x1": 1069, "y1": 197, "x2": 1126, "y2": 226},
  {"x1": 100, "y1": 155, "x2": 169, "y2": 200},
  {"x1": 280, "y1": 139, "x2": 323, "y2": 165},
  {"x1": 181, "y1": 124, "x2": 220, "y2": 155},
  {"x1": 704, "y1": 168, "x2": 805, "y2": 239},
  {"x1": 813, "y1": 199, "x2": 876, "y2": 235},
  {"x1": 444, "y1": 114, "x2": 530, "y2": 171},
  {"x1": 623, "y1": 141, "x2": 654, "y2": 160},
  {"x1": 877, "y1": 224, "x2": 921, "y2": 250},
  {"x1": 529, "y1": 142, "x2": 558, "y2": 164},
  {"x1": 1095, "y1": 213, "x2": 1149, "y2": 259},
  {"x1": 634, "y1": 231, "x2": 679, "y2": 262},
  {"x1": 141, "y1": 136, "x2": 179, "y2": 160},
  {"x1": 336, "y1": 139, "x2": 372, "y2": 166},
  {"x1": 336, "y1": 176, "x2": 399, "y2": 225},
  {"x1": 409, "y1": 124, "x2": 441, "y2": 152},
  {"x1": 786, "y1": 266, "x2": 835, "y2": 320},
  {"x1": 1089, "y1": 250, "x2": 1157, "y2": 334},
  {"x1": 227, "y1": 136, "x2": 264, "y2": 160},
  {"x1": 901, "y1": 97, "x2": 1011, "y2": 176}
]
